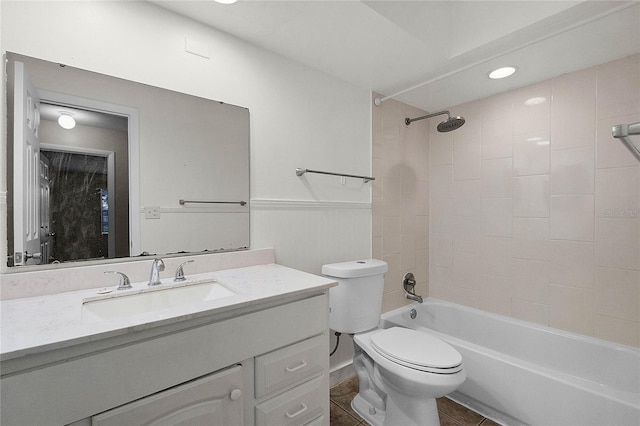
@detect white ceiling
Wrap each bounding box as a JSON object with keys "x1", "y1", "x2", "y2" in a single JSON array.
[
  {"x1": 151, "y1": 0, "x2": 640, "y2": 112},
  {"x1": 40, "y1": 103, "x2": 128, "y2": 132}
]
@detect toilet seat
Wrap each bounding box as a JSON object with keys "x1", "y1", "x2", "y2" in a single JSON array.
[{"x1": 370, "y1": 327, "x2": 463, "y2": 374}]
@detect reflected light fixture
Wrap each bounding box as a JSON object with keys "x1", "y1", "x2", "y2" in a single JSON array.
[
  {"x1": 214, "y1": 0, "x2": 237, "y2": 3},
  {"x1": 488, "y1": 66, "x2": 517, "y2": 79},
  {"x1": 58, "y1": 112, "x2": 76, "y2": 130},
  {"x1": 524, "y1": 96, "x2": 547, "y2": 106}
]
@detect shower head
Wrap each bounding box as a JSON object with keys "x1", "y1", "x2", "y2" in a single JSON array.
[
  {"x1": 437, "y1": 116, "x2": 465, "y2": 132},
  {"x1": 405, "y1": 110, "x2": 466, "y2": 132}
]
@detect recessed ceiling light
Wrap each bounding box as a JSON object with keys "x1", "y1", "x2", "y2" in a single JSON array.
[
  {"x1": 488, "y1": 66, "x2": 517, "y2": 80},
  {"x1": 58, "y1": 112, "x2": 76, "y2": 130},
  {"x1": 214, "y1": 0, "x2": 237, "y2": 4}
]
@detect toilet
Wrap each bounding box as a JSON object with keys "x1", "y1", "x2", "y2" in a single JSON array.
[{"x1": 323, "y1": 260, "x2": 465, "y2": 426}]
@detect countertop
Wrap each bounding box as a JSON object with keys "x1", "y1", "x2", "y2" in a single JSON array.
[{"x1": 0, "y1": 263, "x2": 336, "y2": 365}]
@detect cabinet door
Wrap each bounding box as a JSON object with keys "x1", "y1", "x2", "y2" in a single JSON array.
[{"x1": 92, "y1": 365, "x2": 243, "y2": 426}]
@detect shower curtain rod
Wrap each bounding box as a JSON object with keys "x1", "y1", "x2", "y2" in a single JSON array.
[{"x1": 612, "y1": 122, "x2": 640, "y2": 162}]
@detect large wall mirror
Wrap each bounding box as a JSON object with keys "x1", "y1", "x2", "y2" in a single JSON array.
[{"x1": 6, "y1": 52, "x2": 250, "y2": 269}]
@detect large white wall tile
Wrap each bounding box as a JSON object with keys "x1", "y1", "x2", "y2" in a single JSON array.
[
  {"x1": 513, "y1": 175, "x2": 550, "y2": 217},
  {"x1": 549, "y1": 241, "x2": 594, "y2": 289},
  {"x1": 511, "y1": 298, "x2": 550, "y2": 326},
  {"x1": 551, "y1": 146, "x2": 595, "y2": 195},
  {"x1": 512, "y1": 218, "x2": 550, "y2": 261},
  {"x1": 482, "y1": 117, "x2": 513, "y2": 159},
  {"x1": 595, "y1": 266, "x2": 640, "y2": 322},
  {"x1": 513, "y1": 132, "x2": 550, "y2": 176},
  {"x1": 482, "y1": 197, "x2": 513, "y2": 237},
  {"x1": 513, "y1": 82, "x2": 551, "y2": 135},
  {"x1": 595, "y1": 165, "x2": 640, "y2": 218},
  {"x1": 481, "y1": 157, "x2": 513, "y2": 197},
  {"x1": 595, "y1": 218, "x2": 640, "y2": 270},
  {"x1": 550, "y1": 195, "x2": 594, "y2": 241},
  {"x1": 549, "y1": 284, "x2": 594, "y2": 336},
  {"x1": 550, "y1": 67, "x2": 596, "y2": 150},
  {"x1": 453, "y1": 179, "x2": 482, "y2": 216},
  {"x1": 597, "y1": 54, "x2": 640, "y2": 120},
  {"x1": 480, "y1": 236, "x2": 512, "y2": 277}
]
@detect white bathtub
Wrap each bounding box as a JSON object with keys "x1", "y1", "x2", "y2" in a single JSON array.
[{"x1": 380, "y1": 298, "x2": 640, "y2": 426}]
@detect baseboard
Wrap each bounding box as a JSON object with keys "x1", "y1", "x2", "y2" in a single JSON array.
[{"x1": 329, "y1": 361, "x2": 355, "y2": 387}]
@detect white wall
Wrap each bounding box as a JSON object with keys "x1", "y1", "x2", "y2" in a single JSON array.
[{"x1": 0, "y1": 1, "x2": 372, "y2": 275}]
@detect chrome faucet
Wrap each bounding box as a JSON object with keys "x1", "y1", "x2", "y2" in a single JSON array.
[
  {"x1": 174, "y1": 259, "x2": 194, "y2": 282},
  {"x1": 104, "y1": 271, "x2": 132, "y2": 290},
  {"x1": 403, "y1": 272, "x2": 423, "y2": 303},
  {"x1": 148, "y1": 258, "x2": 165, "y2": 286}
]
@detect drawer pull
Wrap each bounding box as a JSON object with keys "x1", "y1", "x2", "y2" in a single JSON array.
[
  {"x1": 285, "y1": 403, "x2": 308, "y2": 419},
  {"x1": 285, "y1": 360, "x2": 308, "y2": 373}
]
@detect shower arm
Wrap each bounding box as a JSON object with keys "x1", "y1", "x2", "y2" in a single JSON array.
[
  {"x1": 405, "y1": 110, "x2": 450, "y2": 126},
  {"x1": 612, "y1": 122, "x2": 640, "y2": 161}
]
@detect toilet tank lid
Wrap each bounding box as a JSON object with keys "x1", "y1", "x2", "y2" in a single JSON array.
[{"x1": 322, "y1": 259, "x2": 388, "y2": 278}]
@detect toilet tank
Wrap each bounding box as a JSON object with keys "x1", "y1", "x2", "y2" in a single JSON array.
[{"x1": 322, "y1": 260, "x2": 388, "y2": 334}]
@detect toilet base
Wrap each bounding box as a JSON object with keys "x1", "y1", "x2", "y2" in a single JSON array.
[
  {"x1": 352, "y1": 392, "x2": 440, "y2": 426},
  {"x1": 352, "y1": 394, "x2": 385, "y2": 426}
]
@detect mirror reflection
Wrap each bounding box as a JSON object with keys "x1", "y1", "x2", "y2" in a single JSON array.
[{"x1": 6, "y1": 52, "x2": 250, "y2": 268}]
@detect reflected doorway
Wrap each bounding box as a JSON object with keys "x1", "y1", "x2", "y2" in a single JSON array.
[
  {"x1": 38, "y1": 102, "x2": 130, "y2": 263},
  {"x1": 42, "y1": 148, "x2": 113, "y2": 262}
]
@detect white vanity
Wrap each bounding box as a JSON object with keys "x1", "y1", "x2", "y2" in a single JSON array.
[{"x1": 0, "y1": 250, "x2": 336, "y2": 426}]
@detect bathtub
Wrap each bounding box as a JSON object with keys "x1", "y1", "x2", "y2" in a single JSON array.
[{"x1": 380, "y1": 298, "x2": 640, "y2": 426}]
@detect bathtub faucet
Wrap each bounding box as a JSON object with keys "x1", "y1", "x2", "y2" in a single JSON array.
[{"x1": 403, "y1": 272, "x2": 423, "y2": 303}]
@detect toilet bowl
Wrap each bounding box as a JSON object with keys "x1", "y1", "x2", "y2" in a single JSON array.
[
  {"x1": 323, "y1": 260, "x2": 466, "y2": 426},
  {"x1": 352, "y1": 327, "x2": 466, "y2": 426}
]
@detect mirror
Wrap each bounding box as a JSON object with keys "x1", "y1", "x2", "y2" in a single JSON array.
[{"x1": 6, "y1": 52, "x2": 250, "y2": 268}]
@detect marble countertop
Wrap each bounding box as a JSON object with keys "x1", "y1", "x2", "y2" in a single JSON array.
[{"x1": 0, "y1": 263, "x2": 336, "y2": 363}]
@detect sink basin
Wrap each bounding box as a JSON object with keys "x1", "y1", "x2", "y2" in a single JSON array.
[{"x1": 82, "y1": 281, "x2": 237, "y2": 322}]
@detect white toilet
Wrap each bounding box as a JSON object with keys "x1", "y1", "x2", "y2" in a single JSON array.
[{"x1": 323, "y1": 260, "x2": 466, "y2": 426}]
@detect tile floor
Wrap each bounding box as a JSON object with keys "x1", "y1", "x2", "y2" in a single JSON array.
[{"x1": 330, "y1": 376, "x2": 500, "y2": 426}]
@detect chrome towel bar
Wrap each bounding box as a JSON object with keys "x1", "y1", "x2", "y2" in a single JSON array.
[
  {"x1": 296, "y1": 168, "x2": 375, "y2": 183},
  {"x1": 179, "y1": 199, "x2": 247, "y2": 206}
]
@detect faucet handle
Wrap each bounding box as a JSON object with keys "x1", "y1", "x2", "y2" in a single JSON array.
[
  {"x1": 403, "y1": 272, "x2": 416, "y2": 293},
  {"x1": 104, "y1": 271, "x2": 132, "y2": 290},
  {"x1": 174, "y1": 260, "x2": 195, "y2": 282},
  {"x1": 153, "y1": 258, "x2": 165, "y2": 271}
]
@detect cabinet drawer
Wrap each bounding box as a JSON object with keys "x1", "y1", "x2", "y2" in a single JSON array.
[
  {"x1": 255, "y1": 374, "x2": 326, "y2": 426},
  {"x1": 255, "y1": 334, "x2": 327, "y2": 398}
]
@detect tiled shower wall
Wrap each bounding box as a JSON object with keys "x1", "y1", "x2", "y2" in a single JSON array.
[
  {"x1": 428, "y1": 54, "x2": 640, "y2": 347},
  {"x1": 372, "y1": 93, "x2": 430, "y2": 312}
]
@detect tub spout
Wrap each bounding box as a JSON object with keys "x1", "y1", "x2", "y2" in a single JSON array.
[{"x1": 406, "y1": 292, "x2": 423, "y2": 303}]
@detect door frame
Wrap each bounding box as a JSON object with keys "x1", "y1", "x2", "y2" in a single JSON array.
[{"x1": 38, "y1": 90, "x2": 141, "y2": 255}]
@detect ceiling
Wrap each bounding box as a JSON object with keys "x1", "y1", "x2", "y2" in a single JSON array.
[
  {"x1": 40, "y1": 103, "x2": 128, "y2": 132},
  {"x1": 152, "y1": 1, "x2": 639, "y2": 112}
]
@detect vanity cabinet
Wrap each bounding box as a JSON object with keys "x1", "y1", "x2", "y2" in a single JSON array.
[
  {"x1": 1, "y1": 293, "x2": 330, "y2": 426},
  {"x1": 92, "y1": 364, "x2": 244, "y2": 425}
]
